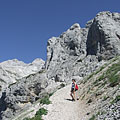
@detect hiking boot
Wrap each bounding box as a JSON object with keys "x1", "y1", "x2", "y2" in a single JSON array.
[{"x1": 72, "y1": 98, "x2": 75, "y2": 101}]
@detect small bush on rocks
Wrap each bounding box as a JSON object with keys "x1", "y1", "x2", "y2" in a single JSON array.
[
  {"x1": 40, "y1": 95, "x2": 51, "y2": 105},
  {"x1": 23, "y1": 108, "x2": 48, "y2": 120},
  {"x1": 60, "y1": 83, "x2": 65, "y2": 88},
  {"x1": 49, "y1": 92, "x2": 54, "y2": 97},
  {"x1": 111, "y1": 95, "x2": 120, "y2": 104},
  {"x1": 89, "y1": 115, "x2": 95, "y2": 120}
]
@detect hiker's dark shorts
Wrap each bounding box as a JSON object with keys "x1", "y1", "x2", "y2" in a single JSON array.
[
  {"x1": 71, "y1": 88, "x2": 75, "y2": 93},
  {"x1": 71, "y1": 88, "x2": 77, "y2": 92}
]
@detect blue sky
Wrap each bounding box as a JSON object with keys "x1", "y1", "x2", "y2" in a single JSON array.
[{"x1": 0, "y1": 0, "x2": 120, "y2": 63}]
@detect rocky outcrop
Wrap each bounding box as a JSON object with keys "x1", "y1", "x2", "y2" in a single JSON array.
[
  {"x1": 0, "y1": 70, "x2": 48, "y2": 120},
  {"x1": 0, "y1": 68, "x2": 63, "y2": 120},
  {"x1": 87, "y1": 11, "x2": 120, "y2": 61},
  {"x1": 0, "y1": 58, "x2": 45, "y2": 96},
  {"x1": 46, "y1": 23, "x2": 90, "y2": 82},
  {"x1": 0, "y1": 11, "x2": 120, "y2": 120},
  {"x1": 46, "y1": 11, "x2": 120, "y2": 83}
]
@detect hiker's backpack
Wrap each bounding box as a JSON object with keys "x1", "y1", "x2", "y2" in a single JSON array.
[{"x1": 75, "y1": 84, "x2": 78, "y2": 90}]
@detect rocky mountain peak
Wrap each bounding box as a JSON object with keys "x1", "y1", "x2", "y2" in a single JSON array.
[
  {"x1": 0, "y1": 58, "x2": 45, "y2": 96},
  {"x1": 87, "y1": 11, "x2": 120, "y2": 60},
  {"x1": 0, "y1": 59, "x2": 26, "y2": 67},
  {"x1": 69, "y1": 23, "x2": 81, "y2": 30},
  {"x1": 32, "y1": 58, "x2": 45, "y2": 65},
  {"x1": 0, "y1": 11, "x2": 120, "y2": 120},
  {"x1": 46, "y1": 11, "x2": 120, "y2": 83}
]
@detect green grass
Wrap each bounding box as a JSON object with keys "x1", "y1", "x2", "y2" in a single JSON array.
[
  {"x1": 95, "y1": 66, "x2": 106, "y2": 75},
  {"x1": 94, "y1": 61, "x2": 120, "y2": 88},
  {"x1": 89, "y1": 115, "x2": 95, "y2": 120},
  {"x1": 106, "y1": 62, "x2": 120, "y2": 87},
  {"x1": 87, "y1": 73, "x2": 95, "y2": 80},
  {"x1": 40, "y1": 95, "x2": 51, "y2": 105},
  {"x1": 96, "y1": 112, "x2": 100, "y2": 116},
  {"x1": 49, "y1": 92, "x2": 54, "y2": 97},
  {"x1": 109, "y1": 74, "x2": 119, "y2": 87},
  {"x1": 35, "y1": 108, "x2": 48, "y2": 116},
  {"x1": 98, "y1": 73, "x2": 105, "y2": 81},
  {"x1": 86, "y1": 64, "x2": 107, "y2": 82},
  {"x1": 23, "y1": 108, "x2": 48, "y2": 120},
  {"x1": 111, "y1": 95, "x2": 120, "y2": 104},
  {"x1": 103, "y1": 96, "x2": 108, "y2": 101},
  {"x1": 86, "y1": 57, "x2": 120, "y2": 83},
  {"x1": 93, "y1": 71, "x2": 105, "y2": 85}
]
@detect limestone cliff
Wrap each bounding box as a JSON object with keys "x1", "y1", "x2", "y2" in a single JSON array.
[
  {"x1": 46, "y1": 11, "x2": 120, "y2": 84},
  {"x1": 0, "y1": 11, "x2": 120, "y2": 120},
  {"x1": 0, "y1": 59, "x2": 45, "y2": 95}
]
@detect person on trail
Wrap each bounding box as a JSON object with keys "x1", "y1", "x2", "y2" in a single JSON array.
[{"x1": 70, "y1": 79, "x2": 76, "y2": 101}]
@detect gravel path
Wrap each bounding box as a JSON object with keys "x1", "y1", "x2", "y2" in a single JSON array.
[{"x1": 42, "y1": 85, "x2": 90, "y2": 120}]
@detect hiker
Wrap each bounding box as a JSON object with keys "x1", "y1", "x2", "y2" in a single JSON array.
[
  {"x1": 70, "y1": 79, "x2": 79, "y2": 101},
  {"x1": 70, "y1": 79, "x2": 76, "y2": 101}
]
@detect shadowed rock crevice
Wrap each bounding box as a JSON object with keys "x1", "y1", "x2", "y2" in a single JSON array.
[
  {"x1": 0, "y1": 92, "x2": 7, "y2": 119},
  {"x1": 86, "y1": 11, "x2": 120, "y2": 61}
]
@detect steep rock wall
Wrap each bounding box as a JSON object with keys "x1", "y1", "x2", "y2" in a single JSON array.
[{"x1": 46, "y1": 11, "x2": 120, "y2": 83}]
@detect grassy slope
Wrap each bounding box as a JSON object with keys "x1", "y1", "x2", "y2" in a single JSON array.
[{"x1": 78, "y1": 56, "x2": 120, "y2": 120}]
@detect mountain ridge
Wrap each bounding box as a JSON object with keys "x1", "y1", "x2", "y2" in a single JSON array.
[{"x1": 0, "y1": 11, "x2": 120, "y2": 120}]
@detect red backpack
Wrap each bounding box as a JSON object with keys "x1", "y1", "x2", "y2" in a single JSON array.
[{"x1": 75, "y1": 84, "x2": 78, "y2": 90}]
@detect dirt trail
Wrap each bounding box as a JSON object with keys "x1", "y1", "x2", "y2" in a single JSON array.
[{"x1": 42, "y1": 85, "x2": 91, "y2": 120}]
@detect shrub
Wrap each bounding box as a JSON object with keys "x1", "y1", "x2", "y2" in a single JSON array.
[
  {"x1": 115, "y1": 95, "x2": 120, "y2": 102},
  {"x1": 103, "y1": 96, "x2": 108, "y2": 101},
  {"x1": 60, "y1": 83, "x2": 65, "y2": 88},
  {"x1": 89, "y1": 115, "x2": 95, "y2": 120},
  {"x1": 24, "y1": 108, "x2": 48, "y2": 120},
  {"x1": 49, "y1": 92, "x2": 54, "y2": 97},
  {"x1": 40, "y1": 96, "x2": 51, "y2": 105},
  {"x1": 109, "y1": 74, "x2": 120, "y2": 87},
  {"x1": 111, "y1": 95, "x2": 120, "y2": 104},
  {"x1": 35, "y1": 108, "x2": 48, "y2": 116}
]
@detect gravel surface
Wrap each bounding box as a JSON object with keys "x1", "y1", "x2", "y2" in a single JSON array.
[{"x1": 43, "y1": 85, "x2": 90, "y2": 120}]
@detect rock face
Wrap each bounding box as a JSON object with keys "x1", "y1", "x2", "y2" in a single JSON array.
[
  {"x1": 0, "y1": 11, "x2": 120, "y2": 120},
  {"x1": 0, "y1": 58, "x2": 45, "y2": 96},
  {"x1": 87, "y1": 11, "x2": 120, "y2": 60},
  {"x1": 87, "y1": 12, "x2": 120, "y2": 60},
  {"x1": 46, "y1": 11, "x2": 120, "y2": 83},
  {"x1": 0, "y1": 61, "x2": 61, "y2": 120},
  {"x1": 0, "y1": 70, "x2": 48, "y2": 120},
  {"x1": 46, "y1": 23, "x2": 89, "y2": 82}
]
